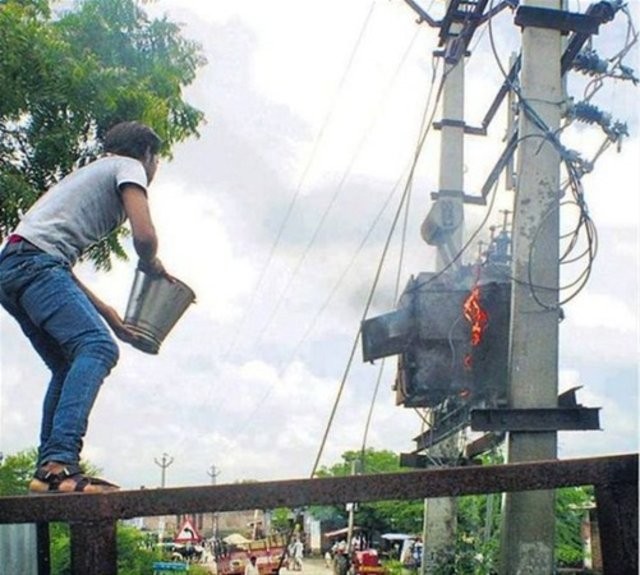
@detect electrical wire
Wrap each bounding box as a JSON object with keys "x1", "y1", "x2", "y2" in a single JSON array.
[
  {"x1": 358, "y1": 359, "x2": 387, "y2": 472},
  {"x1": 299, "y1": 55, "x2": 440, "y2": 359},
  {"x1": 406, "y1": 157, "x2": 503, "y2": 294},
  {"x1": 218, "y1": 1, "x2": 378, "y2": 365},
  {"x1": 164, "y1": 2, "x2": 379, "y2": 458},
  {"x1": 224, "y1": 168, "x2": 408, "y2": 438},
  {"x1": 310, "y1": 69, "x2": 449, "y2": 476},
  {"x1": 249, "y1": 26, "x2": 423, "y2": 354},
  {"x1": 222, "y1": 23, "x2": 435, "y2": 440},
  {"x1": 283, "y1": 170, "x2": 409, "y2": 364},
  {"x1": 356, "y1": 55, "x2": 441, "y2": 467},
  {"x1": 249, "y1": 56, "x2": 442, "y2": 382},
  {"x1": 484, "y1": 1, "x2": 606, "y2": 309}
]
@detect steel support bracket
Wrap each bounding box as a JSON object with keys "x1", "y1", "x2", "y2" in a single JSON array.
[
  {"x1": 400, "y1": 453, "x2": 481, "y2": 469},
  {"x1": 433, "y1": 119, "x2": 487, "y2": 136},
  {"x1": 430, "y1": 189, "x2": 486, "y2": 206},
  {"x1": 412, "y1": 405, "x2": 471, "y2": 451},
  {"x1": 464, "y1": 431, "x2": 506, "y2": 458},
  {"x1": 515, "y1": 6, "x2": 603, "y2": 35},
  {"x1": 471, "y1": 407, "x2": 601, "y2": 432}
]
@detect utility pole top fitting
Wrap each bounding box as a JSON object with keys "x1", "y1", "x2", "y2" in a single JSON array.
[{"x1": 515, "y1": 6, "x2": 608, "y2": 35}]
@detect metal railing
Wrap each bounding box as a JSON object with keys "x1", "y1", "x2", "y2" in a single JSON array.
[{"x1": 0, "y1": 453, "x2": 637, "y2": 574}]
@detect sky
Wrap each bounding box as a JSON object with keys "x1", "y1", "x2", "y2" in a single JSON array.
[{"x1": 0, "y1": 0, "x2": 638, "y2": 490}]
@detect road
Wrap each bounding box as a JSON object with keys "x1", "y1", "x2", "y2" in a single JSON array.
[
  {"x1": 289, "y1": 557, "x2": 331, "y2": 575},
  {"x1": 198, "y1": 555, "x2": 330, "y2": 575}
]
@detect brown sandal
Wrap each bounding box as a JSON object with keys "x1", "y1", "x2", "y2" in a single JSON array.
[{"x1": 29, "y1": 463, "x2": 119, "y2": 494}]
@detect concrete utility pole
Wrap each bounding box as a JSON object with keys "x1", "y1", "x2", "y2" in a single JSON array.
[
  {"x1": 154, "y1": 452, "x2": 174, "y2": 488},
  {"x1": 208, "y1": 465, "x2": 220, "y2": 537},
  {"x1": 346, "y1": 460, "x2": 358, "y2": 552},
  {"x1": 500, "y1": 0, "x2": 562, "y2": 572},
  {"x1": 154, "y1": 453, "x2": 174, "y2": 542},
  {"x1": 420, "y1": 13, "x2": 466, "y2": 572}
]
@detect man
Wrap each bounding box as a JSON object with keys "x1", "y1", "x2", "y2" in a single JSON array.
[
  {"x1": 0, "y1": 121, "x2": 168, "y2": 493},
  {"x1": 292, "y1": 537, "x2": 304, "y2": 571},
  {"x1": 333, "y1": 542, "x2": 349, "y2": 575},
  {"x1": 244, "y1": 556, "x2": 259, "y2": 575}
]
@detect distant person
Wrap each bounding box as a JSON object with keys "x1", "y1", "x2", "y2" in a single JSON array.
[
  {"x1": 412, "y1": 538, "x2": 423, "y2": 569},
  {"x1": 292, "y1": 538, "x2": 304, "y2": 571},
  {"x1": 287, "y1": 541, "x2": 296, "y2": 570},
  {"x1": 324, "y1": 547, "x2": 333, "y2": 569},
  {"x1": 245, "y1": 555, "x2": 260, "y2": 575},
  {"x1": 0, "y1": 121, "x2": 169, "y2": 493},
  {"x1": 333, "y1": 542, "x2": 349, "y2": 575}
]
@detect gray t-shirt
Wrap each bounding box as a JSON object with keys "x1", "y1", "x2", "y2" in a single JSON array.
[{"x1": 15, "y1": 156, "x2": 148, "y2": 265}]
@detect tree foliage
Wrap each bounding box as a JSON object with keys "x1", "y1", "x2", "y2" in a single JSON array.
[
  {"x1": 312, "y1": 448, "x2": 592, "y2": 572},
  {"x1": 0, "y1": 447, "x2": 38, "y2": 494},
  {"x1": 0, "y1": 0, "x2": 206, "y2": 268},
  {"x1": 312, "y1": 448, "x2": 424, "y2": 536},
  {"x1": 0, "y1": 448, "x2": 204, "y2": 574},
  {"x1": 555, "y1": 486, "x2": 594, "y2": 567}
]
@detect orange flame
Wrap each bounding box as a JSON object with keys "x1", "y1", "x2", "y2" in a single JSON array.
[{"x1": 463, "y1": 286, "x2": 489, "y2": 347}]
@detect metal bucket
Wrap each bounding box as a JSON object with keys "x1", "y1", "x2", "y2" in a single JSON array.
[{"x1": 124, "y1": 269, "x2": 196, "y2": 354}]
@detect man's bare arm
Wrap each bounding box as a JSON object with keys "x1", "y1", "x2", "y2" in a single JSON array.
[
  {"x1": 120, "y1": 183, "x2": 168, "y2": 277},
  {"x1": 73, "y1": 274, "x2": 139, "y2": 344}
]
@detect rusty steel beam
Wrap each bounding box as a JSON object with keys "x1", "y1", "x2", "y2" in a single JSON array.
[
  {"x1": 471, "y1": 407, "x2": 601, "y2": 431},
  {"x1": 0, "y1": 453, "x2": 636, "y2": 525},
  {"x1": 70, "y1": 521, "x2": 117, "y2": 575},
  {"x1": 595, "y1": 480, "x2": 638, "y2": 574},
  {"x1": 36, "y1": 523, "x2": 51, "y2": 575}
]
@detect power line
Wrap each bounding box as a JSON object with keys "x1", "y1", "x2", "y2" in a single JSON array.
[
  {"x1": 249, "y1": 26, "x2": 423, "y2": 354},
  {"x1": 227, "y1": 52, "x2": 443, "y2": 443},
  {"x1": 311, "y1": 66, "x2": 449, "y2": 476},
  {"x1": 218, "y1": 1, "x2": 378, "y2": 365},
  {"x1": 164, "y1": 3, "x2": 379, "y2": 458},
  {"x1": 356, "y1": 59, "x2": 442, "y2": 466}
]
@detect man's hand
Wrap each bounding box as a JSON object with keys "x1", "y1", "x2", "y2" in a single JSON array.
[
  {"x1": 100, "y1": 305, "x2": 142, "y2": 345},
  {"x1": 137, "y1": 256, "x2": 175, "y2": 281},
  {"x1": 138, "y1": 256, "x2": 165, "y2": 276},
  {"x1": 73, "y1": 273, "x2": 143, "y2": 346}
]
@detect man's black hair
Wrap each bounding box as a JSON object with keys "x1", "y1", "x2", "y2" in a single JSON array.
[{"x1": 103, "y1": 121, "x2": 162, "y2": 160}]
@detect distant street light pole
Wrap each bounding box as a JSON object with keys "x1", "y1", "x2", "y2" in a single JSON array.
[
  {"x1": 154, "y1": 453, "x2": 174, "y2": 543},
  {"x1": 154, "y1": 453, "x2": 174, "y2": 488},
  {"x1": 346, "y1": 460, "x2": 358, "y2": 552},
  {"x1": 208, "y1": 464, "x2": 221, "y2": 537}
]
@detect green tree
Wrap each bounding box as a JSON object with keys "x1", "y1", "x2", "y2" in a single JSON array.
[
  {"x1": 0, "y1": 447, "x2": 38, "y2": 494},
  {"x1": 555, "y1": 486, "x2": 593, "y2": 568},
  {"x1": 271, "y1": 507, "x2": 293, "y2": 534},
  {"x1": 0, "y1": 0, "x2": 205, "y2": 268},
  {"x1": 50, "y1": 523, "x2": 71, "y2": 575},
  {"x1": 313, "y1": 448, "x2": 592, "y2": 573},
  {"x1": 1, "y1": 448, "x2": 210, "y2": 574},
  {"x1": 313, "y1": 448, "x2": 423, "y2": 536}
]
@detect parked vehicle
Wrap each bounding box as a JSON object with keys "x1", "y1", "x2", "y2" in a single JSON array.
[
  {"x1": 215, "y1": 534, "x2": 287, "y2": 575},
  {"x1": 352, "y1": 549, "x2": 386, "y2": 575}
]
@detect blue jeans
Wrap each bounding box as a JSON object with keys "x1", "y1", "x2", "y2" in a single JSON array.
[{"x1": 0, "y1": 248, "x2": 119, "y2": 467}]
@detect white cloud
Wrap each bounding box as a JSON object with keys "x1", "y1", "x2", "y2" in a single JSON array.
[
  {"x1": 557, "y1": 380, "x2": 638, "y2": 458},
  {"x1": 564, "y1": 291, "x2": 638, "y2": 332},
  {"x1": 1, "y1": 0, "x2": 637, "y2": 491}
]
